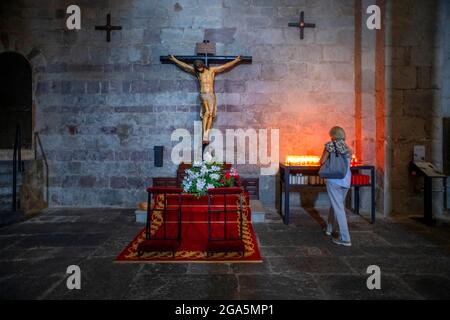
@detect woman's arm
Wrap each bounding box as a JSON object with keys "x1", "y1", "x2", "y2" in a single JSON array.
[{"x1": 320, "y1": 148, "x2": 329, "y2": 165}]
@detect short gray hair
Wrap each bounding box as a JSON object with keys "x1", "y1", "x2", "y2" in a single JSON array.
[{"x1": 329, "y1": 126, "x2": 346, "y2": 140}]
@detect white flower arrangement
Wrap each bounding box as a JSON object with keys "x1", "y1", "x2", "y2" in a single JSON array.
[{"x1": 181, "y1": 161, "x2": 225, "y2": 197}]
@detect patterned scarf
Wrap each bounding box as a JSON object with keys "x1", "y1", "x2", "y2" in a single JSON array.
[{"x1": 325, "y1": 139, "x2": 350, "y2": 155}]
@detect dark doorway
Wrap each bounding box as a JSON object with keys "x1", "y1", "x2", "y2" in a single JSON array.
[
  {"x1": 444, "y1": 118, "x2": 450, "y2": 176},
  {"x1": 0, "y1": 52, "x2": 32, "y2": 149}
]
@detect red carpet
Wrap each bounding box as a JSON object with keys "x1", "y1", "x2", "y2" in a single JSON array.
[{"x1": 116, "y1": 193, "x2": 262, "y2": 263}]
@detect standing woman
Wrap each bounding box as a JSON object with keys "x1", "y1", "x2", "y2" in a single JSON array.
[{"x1": 319, "y1": 126, "x2": 352, "y2": 247}]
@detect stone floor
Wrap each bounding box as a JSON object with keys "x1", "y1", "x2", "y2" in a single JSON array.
[{"x1": 1, "y1": 206, "x2": 450, "y2": 300}]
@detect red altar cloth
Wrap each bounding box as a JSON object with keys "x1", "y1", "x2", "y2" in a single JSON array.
[
  {"x1": 149, "y1": 192, "x2": 248, "y2": 242},
  {"x1": 116, "y1": 191, "x2": 262, "y2": 262},
  {"x1": 151, "y1": 192, "x2": 249, "y2": 223}
]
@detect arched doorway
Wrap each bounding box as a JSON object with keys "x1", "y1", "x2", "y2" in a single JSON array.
[{"x1": 0, "y1": 52, "x2": 32, "y2": 149}]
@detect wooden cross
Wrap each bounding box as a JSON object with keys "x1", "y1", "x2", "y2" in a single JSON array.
[
  {"x1": 288, "y1": 11, "x2": 316, "y2": 40},
  {"x1": 95, "y1": 14, "x2": 122, "y2": 42},
  {"x1": 160, "y1": 55, "x2": 252, "y2": 67}
]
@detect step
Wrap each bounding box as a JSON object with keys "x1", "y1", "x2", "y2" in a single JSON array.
[
  {"x1": 0, "y1": 186, "x2": 13, "y2": 196},
  {"x1": 0, "y1": 192, "x2": 15, "y2": 210},
  {"x1": 0, "y1": 203, "x2": 13, "y2": 211},
  {"x1": 0, "y1": 210, "x2": 25, "y2": 227},
  {"x1": 0, "y1": 185, "x2": 17, "y2": 196},
  {"x1": 0, "y1": 189, "x2": 20, "y2": 209},
  {"x1": 0, "y1": 174, "x2": 22, "y2": 188},
  {"x1": 0, "y1": 161, "x2": 13, "y2": 174},
  {"x1": 0, "y1": 201, "x2": 13, "y2": 211},
  {"x1": 250, "y1": 200, "x2": 266, "y2": 223},
  {"x1": 0, "y1": 150, "x2": 34, "y2": 161},
  {"x1": 135, "y1": 210, "x2": 146, "y2": 224},
  {"x1": 0, "y1": 160, "x2": 30, "y2": 174},
  {"x1": 0, "y1": 195, "x2": 12, "y2": 206}
]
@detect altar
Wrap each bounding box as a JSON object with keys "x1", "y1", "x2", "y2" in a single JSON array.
[
  {"x1": 117, "y1": 191, "x2": 262, "y2": 263},
  {"x1": 117, "y1": 163, "x2": 263, "y2": 263}
]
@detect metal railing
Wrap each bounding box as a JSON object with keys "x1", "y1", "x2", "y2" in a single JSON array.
[
  {"x1": 34, "y1": 132, "x2": 49, "y2": 205},
  {"x1": 12, "y1": 125, "x2": 23, "y2": 212}
]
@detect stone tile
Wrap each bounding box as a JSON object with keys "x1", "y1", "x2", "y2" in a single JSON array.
[
  {"x1": 372, "y1": 227, "x2": 432, "y2": 246},
  {"x1": 259, "y1": 246, "x2": 305, "y2": 258},
  {"x1": 90, "y1": 237, "x2": 133, "y2": 258},
  {"x1": 315, "y1": 275, "x2": 422, "y2": 300},
  {"x1": 17, "y1": 247, "x2": 61, "y2": 261},
  {"x1": 348, "y1": 222, "x2": 376, "y2": 232},
  {"x1": 0, "y1": 273, "x2": 64, "y2": 300},
  {"x1": 231, "y1": 260, "x2": 271, "y2": 274},
  {"x1": 1, "y1": 223, "x2": 62, "y2": 236},
  {"x1": 400, "y1": 275, "x2": 450, "y2": 300},
  {"x1": 238, "y1": 274, "x2": 323, "y2": 299},
  {"x1": 112, "y1": 212, "x2": 138, "y2": 224},
  {"x1": 413, "y1": 231, "x2": 450, "y2": 246},
  {"x1": 265, "y1": 223, "x2": 298, "y2": 232},
  {"x1": 343, "y1": 256, "x2": 450, "y2": 275},
  {"x1": 1, "y1": 207, "x2": 450, "y2": 299},
  {"x1": 38, "y1": 208, "x2": 85, "y2": 216},
  {"x1": 257, "y1": 231, "x2": 325, "y2": 247},
  {"x1": 268, "y1": 257, "x2": 313, "y2": 274},
  {"x1": 349, "y1": 232, "x2": 393, "y2": 247},
  {"x1": 116, "y1": 225, "x2": 143, "y2": 239},
  {"x1": 75, "y1": 233, "x2": 112, "y2": 247},
  {"x1": 125, "y1": 274, "x2": 239, "y2": 299},
  {"x1": 297, "y1": 245, "x2": 333, "y2": 257},
  {"x1": 0, "y1": 248, "x2": 24, "y2": 261},
  {"x1": 304, "y1": 257, "x2": 356, "y2": 274},
  {"x1": 25, "y1": 215, "x2": 80, "y2": 224},
  {"x1": 359, "y1": 245, "x2": 450, "y2": 257},
  {"x1": 13, "y1": 233, "x2": 109, "y2": 248},
  {"x1": 318, "y1": 241, "x2": 366, "y2": 257},
  {"x1": 46, "y1": 257, "x2": 142, "y2": 299},
  {"x1": 0, "y1": 253, "x2": 84, "y2": 293},
  {"x1": 252, "y1": 223, "x2": 269, "y2": 233},
  {"x1": 52, "y1": 246, "x2": 98, "y2": 259},
  {"x1": 140, "y1": 263, "x2": 188, "y2": 274},
  {"x1": 22, "y1": 256, "x2": 87, "y2": 278},
  {"x1": 7, "y1": 222, "x2": 114, "y2": 235},
  {"x1": 418, "y1": 245, "x2": 450, "y2": 257},
  {"x1": 0, "y1": 235, "x2": 24, "y2": 249},
  {"x1": 0, "y1": 260, "x2": 35, "y2": 276},
  {"x1": 187, "y1": 263, "x2": 231, "y2": 274}
]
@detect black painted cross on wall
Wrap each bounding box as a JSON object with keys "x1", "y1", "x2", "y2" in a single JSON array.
[
  {"x1": 95, "y1": 14, "x2": 122, "y2": 42},
  {"x1": 288, "y1": 11, "x2": 316, "y2": 40}
]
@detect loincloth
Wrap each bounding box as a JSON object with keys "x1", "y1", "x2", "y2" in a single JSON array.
[
  {"x1": 200, "y1": 93, "x2": 216, "y2": 117},
  {"x1": 200, "y1": 92, "x2": 215, "y2": 103}
]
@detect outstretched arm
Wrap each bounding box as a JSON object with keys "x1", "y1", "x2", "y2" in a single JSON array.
[
  {"x1": 169, "y1": 55, "x2": 195, "y2": 74},
  {"x1": 212, "y1": 56, "x2": 242, "y2": 74}
]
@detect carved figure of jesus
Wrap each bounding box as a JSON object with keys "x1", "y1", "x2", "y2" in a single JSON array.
[{"x1": 169, "y1": 55, "x2": 242, "y2": 144}]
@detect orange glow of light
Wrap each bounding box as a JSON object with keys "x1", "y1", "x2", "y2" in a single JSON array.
[
  {"x1": 285, "y1": 154, "x2": 362, "y2": 167},
  {"x1": 285, "y1": 155, "x2": 321, "y2": 167},
  {"x1": 351, "y1": 154, "x2": 361, "y2": 167}
]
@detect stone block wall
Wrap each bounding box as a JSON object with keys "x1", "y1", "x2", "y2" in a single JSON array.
[
  {"x1": 440, "y1": 1, "x2": 450, "y2": 209},
  {"x1": 441, "y1": 2, "x2": 450, "y2": 120},
  {"x1": 386, "y1": 0, "x2": 447, "y2": 215},
  {"x1": 1, "y1": 0, "x2": 356, "y2": 207}
]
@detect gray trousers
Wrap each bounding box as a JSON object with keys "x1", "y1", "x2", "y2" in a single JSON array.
[{"x1": 326, "y1": 182, "x2": 351, "y2": 242}]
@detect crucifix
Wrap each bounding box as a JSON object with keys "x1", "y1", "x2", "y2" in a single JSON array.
[
  {"x1": 95, "y1": 14, "x2": 122, "y2": 42},
  {"x1": 288, "y1": 11, "x2": 316, "y2": 40},
  {"x1": 161, "y1": 41, "x2": 252, "y2": 146}
]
